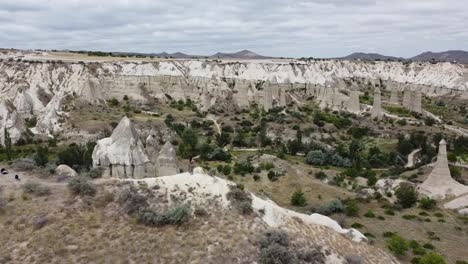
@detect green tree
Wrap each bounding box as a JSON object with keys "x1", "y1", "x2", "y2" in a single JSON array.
[
  {"x1": 34, "y1": 146, "x2": 49, "y2": 167},
  {"x1": 305, "y1": 150, "x2": 327, "y2": 166},
  {"x1": 4, "y1": 128, "x2": 12, "y2": 161},
  {"x1": 395, "y1": 183, "x2": 418, "y2": 209},
  {"x1": 291, "y1": 189, "x2": 307, "y2": 207},
  {"x1": 345, "y1": 199, "x2": 360, "y2": 217},
  {"x1": 258, "y1": 121, "x2": 272, "y2": 147},
  {"x1": 419, "y1": 197, "x2": 437, "y2": 210},
  {"x1": 419, "y1": 253, "x2": 447, "y2": 264},
  {"x1": 232, "y1": 131, "x2": 246, "y2": 147},
  {"x1": 387, "y1": 234, "x2": 409, "y2": 256},
  {"x1": 178, "y1": 128, "x2": 199, "y2": 159},
  {"x1": 216, "y1": 132, "x2": 231, "y2": 147},
  {"x1": 57, "y1": 142, "x2": 95, "y2": 172},
  {"x1": 349, "y1": 139, "x2": 363, "y2": 169},
  {"x1": 397, "y1": 137, "x2": 413, "y2": 156}
]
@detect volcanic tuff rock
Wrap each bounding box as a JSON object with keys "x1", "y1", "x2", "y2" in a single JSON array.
[
  {"x1": 371, "y1": 87, "x2": 383, "y2": 119},
  {"x1": 156, "y1": 141, "x2": 178, "y2": 176},
  {"x1": 55, "y1": 164, "x2": 78, "y2": 178},
  {"x1": 418, "y1": 139, "x2": 468, "y2": 199},
  {"x1": 1, "y1": 58, "x2": 468, "y2": 142},
  {"x1": 92, "y1": 116, "x2": 150, "y2": 178}
]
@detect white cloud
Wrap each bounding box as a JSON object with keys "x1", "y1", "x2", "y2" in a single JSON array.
[{"x1": 0, "y1": 0, "x2": 466, "y2": 57}]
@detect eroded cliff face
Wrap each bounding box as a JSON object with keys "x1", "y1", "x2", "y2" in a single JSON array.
[{"x1": 0, "y1": 59, "x2": 467, "y2": 141}]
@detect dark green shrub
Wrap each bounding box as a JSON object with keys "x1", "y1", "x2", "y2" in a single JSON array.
[
  {"x1": 316, "y1": 200, "x2": 344, "y2": 216},
  {"x1": 259, "y1": 230, "x2": 296, "y2": 264},
  {"x1": 267, "y1": 170, "x2": 279, "y2": 181},
  {"x1": 351, "y1": 222, "x2": 364, "y2": 228},
  {"x1": 259, "y1": 162, "x2": 275, "y2": 171},
  {"x1": 34, "y1": 146, "x2": 49, "y2": 167},
  {"x1": 68, "y1": 177, "x2": 97, "y2": 196},
  {"x1": 419, "y1": 253, "x2": 447, "y2": 264},
  {"x1": 57, "y1": 142, "x2": 95, "y2": 172},
  {"x1": 383, "y1": 231, "x2": 395, "y2": 238},
  {"x1": 137, "y1": 205, "x2": 191, "y2": 226},
  {"x1": 387, "y1": 234, "x2": 409, "y2": 256},
  {"x1": 419, "y1": 197, "x2": 437, "y2": 210},
  {"x1": 22, "y1": 182, "x2": 51, "y2": 196},
  {"x1": 315, "y1": 171, "x2": 327, "y2": 180},
  {"x1": 364, "y1": 210, "x2": 375, "y2": 218},
  {"x1": 87, "y1": 167, "x2": 105, "y2": 179},
  {"x1": 178, "y1": 128, "x2": 199, "y2": 159},
  {"x1": 345, "y1": 200, "x2": 359, "y2": 217},
  {"x1": 226, "y1": 184, "x2": 253, "y2": 215},
  {"x1": 117, "y1": 188, "x2": 148, "y2": 214},
  {"x1": 305, "y1": 150, "x2": 327, "y2": 166},
  {"x1": 109, "y1": 97, "x2": 119, "y2": 106},
  {"x1": 234, "y1": 161, "x2": 255, "y2": 176},
  {"x1": 291, "y1": 189, "x2": 307, "y2": 207},
  {"x1": 422, "y1": 243, "x2": 434, "y2": 250},
  {"x1": 395, "y1": 183, "x2": 417, "y2": 209}
]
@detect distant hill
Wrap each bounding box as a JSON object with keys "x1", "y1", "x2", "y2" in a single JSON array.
[
  {"x1": 410, "y1": 50, "x2": 468, "y2": 64},
  {"x1": 210, "y1": 50, "x2": 272, "y2": 59},
  {"x1": 339, "y1": 52, "x2": 403, "y2": 61},
  {"x1": 338, "y1": 50, "x2": 468, "y2": 64}
]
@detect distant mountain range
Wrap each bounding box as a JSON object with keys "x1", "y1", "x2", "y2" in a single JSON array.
[
  {"x1": 338, "y1": 50, "x2": 468, "y2": 63},
  {"x1": 409, "y1": 50, "x2": 468, "y2": 64},
  {"x1": 112, "y1": 49, "x2": 267, "y2": 60},
  {"x1": 70, "y1": 48, "x2": 468, "y2": 63},
  {"x1": 340, "y1": 52, "x2": 404, "y2": 61}
]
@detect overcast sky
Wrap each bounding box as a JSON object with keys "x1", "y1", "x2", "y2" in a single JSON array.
[{"x1": 0, "y1": 0, "x2": 467, "y2": 58}]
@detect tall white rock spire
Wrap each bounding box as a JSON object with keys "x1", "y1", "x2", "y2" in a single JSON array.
[
  {"x1": 418, "y1": 139, "x2": 468, "y2": 199},
  {"x1": 371, "y1": 87, "x2": 383, "y2": 119}
]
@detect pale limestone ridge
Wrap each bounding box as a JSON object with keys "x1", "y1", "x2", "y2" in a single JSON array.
[
  {"x1": 418, "y1": 139, "x2": 468, "y2": 199},
  {"x1": 1, "y1": 59, "x2": 467, "y2": 139}
]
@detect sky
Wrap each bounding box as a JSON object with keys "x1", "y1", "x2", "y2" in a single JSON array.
[{"x1": 0, "y1": 0, "x2": 467, "y2": 58}]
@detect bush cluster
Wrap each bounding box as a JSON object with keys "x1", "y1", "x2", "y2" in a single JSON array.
[
  {"x1": 137, "y1": 205, "x2": 191, "y2": 226},
  {"x1": 22, "y1": 182, "x2": 51, "y2": 196},
  {"x1": 233, "y1": 161, "x2": 255, "y2": 176},
  {"x1": 68, "y1": 177, "x2": 97, "y2": 196},
  {"x1": 316, "y1": 200, "x2": 344, "y2": 216},
  {"x1": 290, "y1": 189, "x2": 307, "y2": 207},
  {"x1": 226, "y1": 184, "x2": 253, "y2": 215},
  {"x1": 258, "y1": 230, "x2": 325, "y2": 264}
]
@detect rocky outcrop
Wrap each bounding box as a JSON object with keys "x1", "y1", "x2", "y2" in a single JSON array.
[
  {"x1": 0, "y1": 99, "x2": 25, "y2": 145},
  {"x1": 389, "y1": 82, "x2": 400, "y2": 105},
  {"x1": 157, "y1": 141, "x2": 178, "y2": 176},
  {"x1": 371, "y1": 87, "x2": 383, "y2": 119},
  {"x1": 1, "y1": 58, "x2": 468, "y2": 136},
  {"x1": 402, "y1": 88, "x2": 423, "y2": 113},
  {"x1": 145, "y1": 128, "x2": 160, "y2": 176},
  {"x1": 347, "y1": 88, "x2": 361, "y2": 113},
  {"x1": 55, "y1": 164, "x2": 78, "y2": 177},
  {"x1": 92, "y1": 116, "x2": 151, "y2": 178},
  {"x1": 418, "y1": 139, "x2": 468, "y2": 199}
]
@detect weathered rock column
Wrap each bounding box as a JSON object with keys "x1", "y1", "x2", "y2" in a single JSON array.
[
  {"x1": 389, "y1": 83, "x2": 400, "y2": 105},
  {"x1": 371, "y1": 87, "x2": 383, "y2": 119},
  {"x1": 346, "y1": 88, "x2": 360, "y2": 113},
  {"x1": 263, "y1": 80, "x2": 273, "y2": 112},
  {"x1": 157, "y1": 141, "x2": 178, "y2": 176}
]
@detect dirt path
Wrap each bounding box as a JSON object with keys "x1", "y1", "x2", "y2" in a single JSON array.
[
  {"x1": 405, "y1": 149, "x2": 421, "y2": 168},
  {"x1": 206, "y1": 115, "x2": 221, "y2": 135}
]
